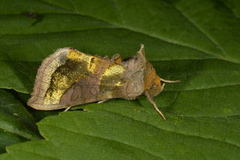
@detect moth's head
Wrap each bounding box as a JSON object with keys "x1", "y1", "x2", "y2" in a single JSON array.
[{"x1": 144, "y1": 62, "x2": 163, "y2": 97}]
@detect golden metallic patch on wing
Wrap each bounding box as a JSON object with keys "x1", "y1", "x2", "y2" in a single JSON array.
[
  {"x1": 44, "y1": 52, "x2": 91, "y2": 105},
  {"x1": 67, "y1": 50, "x2": 85, "y2": 62},
  {"x1": 88, "y1": 57, "x2": 108, "y2": 74},
  {"x1": 27, "y1": 48, "x2": 70, "y2": 109},
  {"x1": 44, "y1": 49, "x2": 113, "y2": 105},
  {"x1": 88, "y1": 57, "x2": 97, "y2": 72},
  {"x1": 101, "y1": 65, "x2": 125, "y2": 77},
  {"x1": 99, "y1": 64, "x2": 126, "y2": 99},
  {"x1": 67, "y1": 50, "x2": 106, "y2": 73}
]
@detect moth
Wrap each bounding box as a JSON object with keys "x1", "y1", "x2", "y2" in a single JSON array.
[{"x1": 28, "y1": 44, "x2": 178, "y2": 120}]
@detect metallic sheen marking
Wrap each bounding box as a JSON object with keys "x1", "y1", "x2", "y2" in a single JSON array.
[{"x1": 44, "y1": 50, "x2": 90, "y2": 104}]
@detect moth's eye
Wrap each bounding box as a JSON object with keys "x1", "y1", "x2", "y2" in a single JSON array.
[{"x1": 152, "y1": 84, "x2": 157, "y2": 88}]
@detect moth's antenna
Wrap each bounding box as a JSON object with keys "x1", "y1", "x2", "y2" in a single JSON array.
[
  {"x1": 161, "y1": 78, "x2": 180, "y2": 83},
  {"x1": 145, "y1": 91, "x2": 166, "y2": 120}
]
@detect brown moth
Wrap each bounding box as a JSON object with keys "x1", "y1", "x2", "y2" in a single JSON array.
[{"x1": 28, "y1": 44, "x2": 178, "y2": 120}]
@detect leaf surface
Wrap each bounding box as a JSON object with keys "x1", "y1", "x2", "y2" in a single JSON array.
[
  {"x1": 0, "y1": 90, "x2": 40, "y2": 153},
  {"x1": 0, "y1": 0, "x2": 240, "y2": 159}
]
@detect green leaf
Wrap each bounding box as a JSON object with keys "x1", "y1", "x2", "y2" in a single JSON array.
[
  {"x1": 0, "y1": 0, "x2": 240, "y2": 159},
  {"x1": 1, "y1": 102, "x2": 240, "y2": 160},
  {"x1": 0, "y1": 90, "x2": 40, "y2": 153}
]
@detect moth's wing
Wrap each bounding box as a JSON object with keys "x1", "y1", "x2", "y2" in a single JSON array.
[
  {"x1": 27, "y1": 48, "x2": 70, "y2": 110},
  {"x1": 28, "y1": 44, "x2": 147, "y2": 110},
  {"x1": 60, "y1": 63, "x2": 126, "y2": 106},
  {"x1": 28, "y1": 48, "x2": 110, "y2": 110},
  {"x1": 61, "y1": 46, "x2": 147, "y2": 106}
]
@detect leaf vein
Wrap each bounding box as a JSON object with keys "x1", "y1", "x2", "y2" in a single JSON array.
[
  {"x1": 99, "y1": 109, "x2": 240, "y2": 149},
  {"x1": 170, "y1": 2, "x2": 227, "y2": 57},
  {"x1": 43, "y1": 124, "x2": 164, "y2": 160}
]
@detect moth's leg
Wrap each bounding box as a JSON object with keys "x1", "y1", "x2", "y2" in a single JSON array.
[
  {"x1": 64, "y1": 106, "x2": 71, "y2": 112},
  {"x1": 145, "y1": 91, "x2": 166, "y2": 120},
  {"x1": 98, "y1": 99, "x2": 108, "y2": 104},
  {"x1": 160, "y1": 83, "x2": 165, "y2": 93},
  {"x1": 111, "y1": 54, "x2": 122, "y2": 64},
  {"x1": 161, "y1": 78, "x2": 180, "y2": 83}
]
